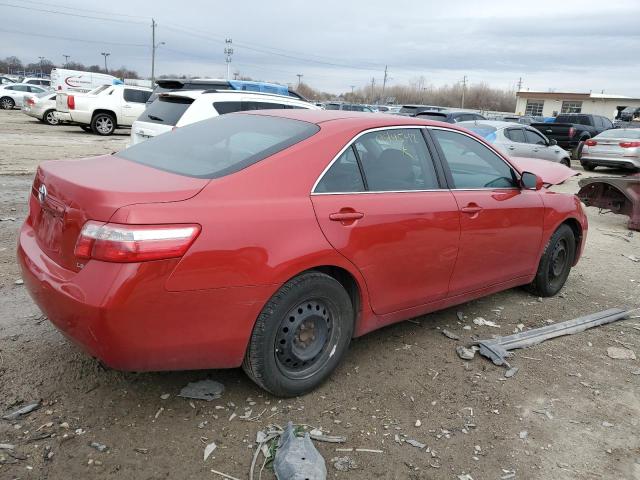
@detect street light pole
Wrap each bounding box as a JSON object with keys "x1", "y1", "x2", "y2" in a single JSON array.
[
  {"x1": 38, "y1": 56, "x2": 45, "y2": 77},
  {"x1": 101, "y1": 52, "x2": 110, "y2": 73},
  {"x1": 224, "y1": 39, "x2": 233, "y2": 80},
  {"x1": 63, "y1": 55, "x2": 70, "y2": 68}
]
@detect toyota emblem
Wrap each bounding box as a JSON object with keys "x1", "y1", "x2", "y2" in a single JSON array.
[{"x1": 38, "y1": 184, "x2": 47, "y2": 204}]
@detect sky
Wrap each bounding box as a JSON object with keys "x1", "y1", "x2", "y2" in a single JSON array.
[{"x1": 3, "y1": 0, "x2": 640, "y2": 96}]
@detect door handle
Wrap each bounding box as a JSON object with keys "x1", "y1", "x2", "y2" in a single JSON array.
[
  {"x1": 507, "y1": 146, "x2": 516, "y2": 150},
  {"x1": 123, "y1": 105, "x2": 132, "y2": 109},
  {"x1": 329, "y1": 212, "x2": 364, "y2": 221},
  {"x1": 461, "y1": 204, "x2": 483, "y2": 214}
]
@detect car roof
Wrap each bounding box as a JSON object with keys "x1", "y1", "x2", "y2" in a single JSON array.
[
  {"x1": 157, "y1": 89, "x2": 312, "y2": 103},
  {"x1": 457, "y1": 120, "x2": 523, "y2": 128},
  {"x1": 241, "y1": 109, "x2": 467, "y2": 128}
]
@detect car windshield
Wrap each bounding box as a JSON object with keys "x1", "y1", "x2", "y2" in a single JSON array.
[
  {"x1": 118, "y1": 114, "x2": 320, "y2": 179},
  {"x1": 138, "y1": 96, "x2": 194, "y2": 126},
  {"x1": 597, "y1": 129, "x2": 640, "y2": 139}
]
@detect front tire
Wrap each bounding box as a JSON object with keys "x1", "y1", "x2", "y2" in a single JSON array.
[
  {"x1": 43, "y1": 109, "x2": 59, "y2": 126},
  {"x1": 528, "y1": 224, "x2": 576, "y2": 297},
  {"x1": 581, "y1": 161, "x2": 595, "y2": 171},
  {"x1": 561, "y1": 157, "x2": 571, "y2": 168},
  {"x1": 91, "y1": 113, "x2": 116, "y2": 135},
  {"x1": 243, "y1": 271, "x2": 354, "y2": 397},
  {"x1": 0, "y1": 97, "x2": 15, "y2": 110}
]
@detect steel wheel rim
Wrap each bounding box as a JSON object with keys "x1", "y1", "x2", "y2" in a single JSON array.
[
  {"x1": 275, "y1": 299, "x2": 335, "y2": 380},
  {"x1": 550, "y1": 239, "x2": 568, "y2": 279},
  {"x1": 96, "y1": 117, "x2": 113, "y2": 133}
]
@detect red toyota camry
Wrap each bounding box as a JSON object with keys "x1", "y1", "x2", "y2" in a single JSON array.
[{"x1": 18, "y1": 110, "x2": 587, "y2": 396}]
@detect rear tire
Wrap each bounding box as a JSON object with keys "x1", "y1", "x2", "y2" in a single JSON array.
[
  {"x1": 91, "y1": 113, "x2": 116, "y2": 135},
  {"x1": 243, "y1": 271, "x2": 354, "y2": 397},
  {"x1": 560, "y1": 157, "x2": 571, "y2": 168},
  {"x1": 0, "y1": 97, "x2": 14, "y2": 110},
  {"x1": 574, "y1": 139, "x2": 588, "y2": 159},
  {"x1": 527, "y1": 224, "x2": 576, "y2": 297},
  {"x1": 43, "y1": 109, "x2": 59, "y2": 126},
  {"x1": 581, "y1": 161, "x2": 595, "y2": 171}
]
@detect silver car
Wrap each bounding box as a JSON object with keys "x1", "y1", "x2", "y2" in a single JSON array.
[
  {"x1": 580, "y1": 128, "x2": 640, "y2": 171},
  {"x1": 457, "y1": 120, "x2": 572, "y2": 166},
  {"x1": 21, "y1": 91, "x2": 58, "y2": 125},
  {"x1": 0, "y1": 84, "x2": 47, "y2": 109}
]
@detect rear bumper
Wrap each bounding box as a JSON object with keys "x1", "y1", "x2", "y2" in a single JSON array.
[
  {"x1": 580, "y1": 155, "x2": 640, "y2": 169},
  {"x1": 53, "y1": 112, "x2": 75, "y2": 123},
  {"x1": 18, "y1": 221, "x2": 274, "y2": 371}
]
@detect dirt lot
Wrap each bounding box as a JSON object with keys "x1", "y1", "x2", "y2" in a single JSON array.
[{"x1": 0, "y1": 110, "x2": 638, "y2": 480}]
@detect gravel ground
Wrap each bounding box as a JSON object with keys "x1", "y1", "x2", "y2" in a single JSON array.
[{"x1": 0, "y1": 110, "x2": 639, "y2": 480}]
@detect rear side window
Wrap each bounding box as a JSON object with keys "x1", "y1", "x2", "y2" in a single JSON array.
[
  {"x1": 118, "y1": 114, "x2": 320, "y2": 179},
  {"x1": 139, "y1": 96, "x2": 194, "y2": 126},
  {"x1": 244, "y1": 101, "x2": 286, "y2": 110},
  {"x1": 124, "y1": 89, "x2": 152, "y2": 103},
  {"x1": 315, "y1": 146, "x2": 365, "y2": 193},
  {"x1": 213, "y1": 102, "x2": 243, "y2": 114}
]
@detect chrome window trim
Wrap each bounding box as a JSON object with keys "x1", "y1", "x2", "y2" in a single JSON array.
[
  {"x1": 426, "y1": 125, "x2": 522, "y2": 190},
  {"x1": 310, "y1": 125, "x2": 438, "y2": 195}
]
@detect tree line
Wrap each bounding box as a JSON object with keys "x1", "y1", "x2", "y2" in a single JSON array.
[{"x1": 0, "y1": 56, "x2": 139, "y2": 80}]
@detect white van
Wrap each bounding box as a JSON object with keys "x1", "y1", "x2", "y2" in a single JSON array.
[{"x1": 50, "y1": 68, "x2": 122, "y2": 94}]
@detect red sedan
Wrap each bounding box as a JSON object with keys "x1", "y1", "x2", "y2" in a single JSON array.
[{"x1": 18, "y1": 110, "x2": 587, "y2": 396}]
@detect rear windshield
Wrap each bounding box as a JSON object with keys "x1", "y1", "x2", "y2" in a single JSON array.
[
  {"x1": 416, "y1": 113, "x2": 448, "y2": 121},
  {"x1": 399, "y1": 106, "x2": 418, "y2": 114},
  {"x1": 555, "y1": 115, "x2": 591, "y2": 126},
  {"x1": 139, "y1": 96, "x2": 194, "y2": 126},
  {"x1": 597, "y1": 129, "x2": 640, "y2": 139},
  {"x1": 118, "y1": 114, "x2": 320, "y2": 179}
]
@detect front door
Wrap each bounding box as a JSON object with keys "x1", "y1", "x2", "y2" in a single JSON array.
[
  {"x1": 311, "y1": 128, "x2": 460, "y2": 315},
  {"x1": 429, "y1": 128, "x2": 544, "y2": 296}
]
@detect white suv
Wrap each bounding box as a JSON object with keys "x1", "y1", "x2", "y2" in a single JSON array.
[{"x1": 131, "y1": 90, "x2": 318, "y2": 144}]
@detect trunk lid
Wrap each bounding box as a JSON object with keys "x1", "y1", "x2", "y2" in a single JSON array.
[
  {"x1": 31, "y1": 155, "x2": 208, "y2": 271},
  {"x1": 509, "y1": 156, "x2": 578, "y2": 186}
]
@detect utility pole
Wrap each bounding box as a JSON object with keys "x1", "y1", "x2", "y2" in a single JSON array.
[
  {"x1": 63, "y1": 55, "x2": 70, "y2": 68},
  {"x1": 516, "y1": 77, "x2": 523, "y2": 92},
  {"x1": 370, "y1": 77, "x2": 376, "y2": 102},
  {"x1": 101, "y1": 52, "x2": 110, "y2": 73},
  {"x1": 224, "y1": 39, "x2": 233, "y2": 80},
  {"x1": 461, "y1": 75, "x2": 467, "y2": 108},
  {"x1": 38, "y1": 56, "x2": 45, "y2": 76},
  {"x1": 233, "y1": 71, "x2": 239, "y2": 80},
  {"x1": 350, "y1": 85, "x2": 355, "y2": 94},
  {"x1": 151, "y1": 18, "x2": 157, "y2": 85},
  {"x1": 296, "y1": 73, "x2": 303, "y2": 87},
  {"x1": 381, "y1": 65, "x2": 388, "y2": 104}
]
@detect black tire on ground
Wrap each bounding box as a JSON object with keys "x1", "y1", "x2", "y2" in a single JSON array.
[
  {"x1": 527, "y1": 224, "x2": 576, "y2": 297},
  {"x1": 43, "y1": 109, "x2": 59, "y2": 126},
  {"x1": 581, "y1": 161, "x2": 596, "y2": 171},
  {"x1": 243, "y1": 271, "x2": 354, "y2": 397},
  {"x1": 91, "y1": 112, "x2": 116, "y2": 135},
  {"x1": 574, "y1": 139, "x2": 588, "y2": 160},
  {"x1": 560, "y1": 157, "x2": 571, "y2": 168},
  {"x1": 0, "y1": 97, "x2": 15, "y2": 110},
  {"x1": 80, "y1": 125, "x2": 92, "y2": 132}
]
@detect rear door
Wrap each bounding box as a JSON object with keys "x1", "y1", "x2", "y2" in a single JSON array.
[
  {"x1": 311, "y1": 127, "x2": 460, "y2": 314},
  {"x1": 429, "y1": 127, "x2": 544, "y2": 296}
]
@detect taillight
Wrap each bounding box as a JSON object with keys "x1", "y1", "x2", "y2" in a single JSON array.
[
  {"x1": 67, "y1": 95, "x2": 75, "y2": 110},
  {"x1": 74, "y1": 221, "x2": 201, "y2": 263},
  {"x1": 619, "y1": 141, "x2": 640, "y2": 148},
  {"x1": 585, "y1": 139, "x2": 597, "y2": 147},
  {"x1": 26, "y1": 97, "x2": 35, "y2": 106},
  {"x1": 568, "y1": 127, "x2": 576, "y2": 138}
]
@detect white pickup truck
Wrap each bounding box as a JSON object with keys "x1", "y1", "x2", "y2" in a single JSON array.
[{"x1": 55, "y1": 84, "x2": 152, "y2": 135}]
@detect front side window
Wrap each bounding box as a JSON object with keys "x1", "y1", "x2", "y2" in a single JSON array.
[
  {"x1": 315, "y1": 146, "x2": 365, "y2": 193},
  {"x1": 354, "y1": 129, "x2": 439, "y2": 191},
  {"x1": 524, "y1": 129, "x2": 547, "y2": 145},
  {"x1": 431, "y1": 129, "x2": 517, "y2": 189},
  {"x1": 118, "y1": 114, "x2": 319, "y2": 179}
]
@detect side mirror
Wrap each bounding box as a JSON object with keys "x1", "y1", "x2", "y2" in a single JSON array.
[
  {"x1": 521, "y1": 171, "x2": 543, "y2": 190},
  {"x1": 548, "y1": 138, "x2": 557, "y2": 146}
]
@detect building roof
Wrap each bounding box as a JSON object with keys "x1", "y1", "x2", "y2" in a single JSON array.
[{"x1": 517, "y1": 91, "x2": 639, "y2": 101}]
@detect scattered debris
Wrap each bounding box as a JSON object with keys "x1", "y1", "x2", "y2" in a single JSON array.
[
  {"x1": 457, "y1": 311, "x2": 464, "y2": 322},
  {"x1": 13, "y1": 279, "x2": 24, "y2": 285},
  {"x1": 473, "y1": 317, "x2": 500, "y2": 328},
  {"x1": 331, "y1": 456, "x2": 357, "y2": 472},
  {"x1": 0, "y1": 217, "x2": 16, "y2": 222},
  {"x1": 210, "y1": 469, "x2": 242, "y2": 480},
  {"x1": 0, "y1": 444, "x2": 15, "y2": 450},
  {"x1": 204, "y1": 441, "x2": 217, "y2": 461},
  {"x1": 607, "y1": 346, "x2": 636, "y2": 360},
  {"x1": 309, "y1": 429, "x2": 346, "y2": 443},
  {"x1": 519, "y1": 431, "x2": 528, "y2": 440},
  {"x1": 504, "y1": 367, "x2": 519, "y2": 378},
  {"x1": 405, "y1": 439, "x2": 426, "y2": 449},
  {"x1": 623, "y1": 254, "x2": 640, "y2": 262},
  {"x1": 456, "y1": 345, "x2": 478, "y2": 360},
  {"x1": 134, "y1": 448, "x2": 149, "y2": 454},
  {"x1": 477, "y1": 308, "x2": 633, "y2": 366},
  {"x1": 442, "y1": 329, "x2": 461, "y2": 340},
  {"x1": 154, "y1": 407, "x2": 164, "y2": 419},
  {"x1": 533, "y1": 409, "x2": 554, "y2": 420},
  {"x1": 178, "y1": 380, "x2": 224, "y2": 401},
  {"x1": 458, "y1": 474, "x2": 474, "y2": 480},
  {"x1": 274, "y1": 422, "x2": 327, "y2": 480},
  {"x1": 89, "y1": 442, "x2": 107, "y2": 452},
  {"x1": 2, "y1": 402, "x2": 40, "y2": 420},
  {"x1": 160, "y1": 393, "x2": 170, "y2": 400},
  {"x1": 602, "y1": 421, "x2": 614, "y2": 427},
  {"x1": 415, "y1": 419, "x2": 422, "y2": 427}
]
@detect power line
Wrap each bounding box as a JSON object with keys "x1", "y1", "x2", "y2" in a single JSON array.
[
  {"x1": 18, "y1": 0, "x2": 148, "y2": 20},
  {"x1": 0, "y1": 27, "x2": 148, "y2": 47},
  {"x1": 0, "y1": 2, "x2": 146, "y2": 24}
]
